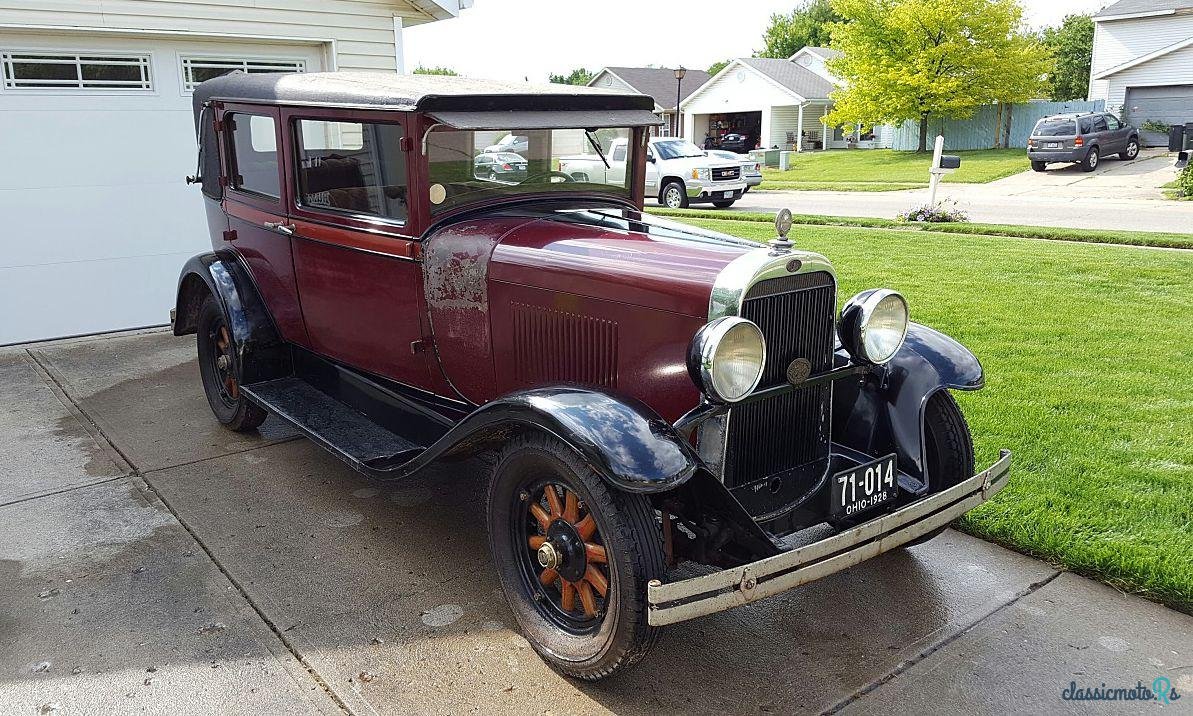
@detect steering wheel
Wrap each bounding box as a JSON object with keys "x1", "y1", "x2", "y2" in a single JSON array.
[{"x1": 521, "y1": 171, "x2": 576, "y2": 185}]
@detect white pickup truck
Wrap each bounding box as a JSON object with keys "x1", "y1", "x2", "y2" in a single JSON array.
[{"x1": 558, "y1": 137, "x2": 747, "y2": 208}]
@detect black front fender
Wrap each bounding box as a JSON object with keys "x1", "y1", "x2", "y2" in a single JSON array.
[
  {"x1": 423, "y1": 387, "x2": 700, "y2": 494},
  {"x1": 832, "y1": 323, "x2": 983, "y2": 488},
  {"x1": 172, "y1": 251, "x2": 289, "y2": 384}
]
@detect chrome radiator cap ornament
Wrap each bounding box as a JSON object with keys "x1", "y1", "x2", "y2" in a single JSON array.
[{"x1": 768, "y1": 208, "x2": 794, "y2": 254}]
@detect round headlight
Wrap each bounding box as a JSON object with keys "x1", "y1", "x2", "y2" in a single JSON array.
[
  {"x1": 688, "y1": 317, "x2": 766, "y2": 403},
  {"x1": 839, "y1": 289, "x2": 909, "y2": 364}
]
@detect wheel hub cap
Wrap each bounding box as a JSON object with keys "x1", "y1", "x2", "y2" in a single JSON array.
[{"x1": 536, "y1": 542, "x2": 560, "y2": 570}]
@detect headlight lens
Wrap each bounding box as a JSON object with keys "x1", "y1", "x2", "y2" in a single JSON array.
[
  {"x1": 839, "y1": 289, "x2": 909, "y2": 364},
  {"x1": 688, "y1": 317, "x2": 766, "y2": 403}
]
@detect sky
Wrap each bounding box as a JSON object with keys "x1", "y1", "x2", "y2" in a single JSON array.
[{"x1": 404, "y1": 0, "x2": 1110, "y2": 82}]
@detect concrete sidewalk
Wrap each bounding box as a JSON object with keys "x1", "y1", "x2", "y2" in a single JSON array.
[
  {"x1": 730, "y1": 151, "x2": 1193, "y2": 234},
  {"x1": 2, "y1": 329, "x2": 1190, "y2": 715}
]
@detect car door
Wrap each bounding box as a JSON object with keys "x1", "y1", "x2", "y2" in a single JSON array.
[
  {"x1": 644, "y1": 145, "x2": 660, "y2": 196},
  {"x1": 1091, "y1": 114, "x2": 1112, "y2": 155},
  {"x1": 606, "y1": 141, "x2": 628, "y2": 186},
  {"x1": 220, "y1": 105, "x2": 310, "y2": 346},
  {"x1": 1103, "y1": 114, "x2": 1128, "y2": 153},
  {"x1": 282, "y1": 109, "x2": 447, "y2": 394}
]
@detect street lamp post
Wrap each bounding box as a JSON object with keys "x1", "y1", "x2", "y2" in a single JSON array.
[{"x1": 673, "y1": 66, "x2": 686, "y2": 138}]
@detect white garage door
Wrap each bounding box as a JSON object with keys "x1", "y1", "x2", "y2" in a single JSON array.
[
  {"x1": 0, "y1": 33, "x2": 325, "y2": 345},
  {"x1": 1125, "y1": 85, "x2": 1193, "y2": 147}
]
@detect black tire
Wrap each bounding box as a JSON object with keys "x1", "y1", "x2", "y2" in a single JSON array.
[
  {"x1": 902, "y1": 390, "x2": 975, "y2": 547},
  {"x1": 196, "y1": 296, "x2": 267, "y2": 432},
  {"x1": 1119, "y1": 138, "x2": 1139, "y2": 161},
  {"x1": 1080, "y1": 147, "x2": 1099, "y2": 172},
  {"x1": 1031, "y1": 161, "x2": 1047, "y2": 172},
  {"x1": 711, "y1": 199, "x2": 736, "y2": 208},
  {"x1": 660, "y1": 180, "x2": 688, "y2": 209},
  {"x1": 486, "y1": 433, "x2": 664, "y2": 680}
]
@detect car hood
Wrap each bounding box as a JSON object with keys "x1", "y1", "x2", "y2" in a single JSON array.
[{"x1": 484, "y1": 205, "x2": 759, "y2": 317}]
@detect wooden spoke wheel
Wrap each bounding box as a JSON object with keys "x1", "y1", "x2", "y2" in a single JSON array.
[
  {"x1": 196, "y1": 296, "x2": 266, "y2": 432},
  {"x1": 487, "y1": 433, "x2": 665, "y2": 680},
  {"x1": 524, "y1": 481, "x2": 609, "y2": 627}
]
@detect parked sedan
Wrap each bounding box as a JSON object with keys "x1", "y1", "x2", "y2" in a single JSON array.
[
  {"x1": 1027, "y1": 112, "x2": 1140, "y2": 172},
  {"x1": 718, "y1": 133, "x2": 754, "y2": 153},
  {"x1": 707, "y1": 149, "x2": 762, "y2": 191},
  {"x1": 483, "y1": 133, "x2": 529, "y2": 154},
  {"x1": 474, "y1": 152, "x2": 529, "y2": 183}
]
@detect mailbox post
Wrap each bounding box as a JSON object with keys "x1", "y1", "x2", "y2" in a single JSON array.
[{"x1": 926, "y1": 135, "x2": 961, "y2": 207}]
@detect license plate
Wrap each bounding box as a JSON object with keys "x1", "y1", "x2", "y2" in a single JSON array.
[
  {"x1": 722, "y1": 190, "x2": 734, "y2": 198},
  {"x1": 1046, "y1": 142, "x2": 1059, "y2": 148},
  {"x1": 830, "y1": 454, "x2": 898, "y2": 518}
]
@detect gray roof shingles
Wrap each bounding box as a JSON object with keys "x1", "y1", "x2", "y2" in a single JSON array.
[
  {"x1": 1095, "y1": 0, "x2": 1193, "y2": 18},
  {"x1": 598, "y1": 67, "x2": 712, "y2": 110},
  {"x1": 738, "y1": 58, "x2": 835, "y2": 100}
]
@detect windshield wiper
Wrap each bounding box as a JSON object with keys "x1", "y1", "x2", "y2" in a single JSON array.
[{"x1": 585, "y1": 129, "x2": 611, "y2": 170}]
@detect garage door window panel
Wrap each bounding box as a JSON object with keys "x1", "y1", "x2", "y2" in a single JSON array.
[
  {"x1": 294, "y1": 119, "x2": 409, "y2": 224},
  {"x1": 182, "y1": 57, "x2": 304, "y2": 92},
  {"x1": 228, "y1": 113, "x2": 283, "y2": 200},
  {"x1": 2, "y1": 52, "x2": 152, "y2": 90}
]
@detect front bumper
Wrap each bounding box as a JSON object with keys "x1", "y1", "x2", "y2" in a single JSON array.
[
  {"x1": 646, "y1": 449, "x2": 1012, "y2": 626},
  {"x1": 688, "y1": 180, "x2": 748, "y2": 199}
]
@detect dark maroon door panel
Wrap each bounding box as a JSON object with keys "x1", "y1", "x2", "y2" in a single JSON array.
[
  {"x1": 290, "y1": 224, "x2": 444, "y2": 392},
  {"x1": 224, "y1": 202, "x2": 309, "y2": 346},
  {"x1": 488, "y1": 281, "x2": 705, "y2": 423}
]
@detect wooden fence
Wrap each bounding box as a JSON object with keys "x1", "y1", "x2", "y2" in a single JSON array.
[{"x1": 889, "y1": 100, "x2": 1105, "y2": 150}]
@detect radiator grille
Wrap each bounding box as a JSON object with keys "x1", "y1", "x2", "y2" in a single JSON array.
[
  {"x1": 512, "y1": 303, "x2": 617, "y2": 388},
  {"x1": 712, "y1": 166, "x2": 741, "y2": 181},
  {"x1": 723, "y1": 272, "x2": 835, "y2": 489}
]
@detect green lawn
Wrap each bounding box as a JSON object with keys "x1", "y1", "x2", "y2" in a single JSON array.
[
  {"x1": 761, "y1": 149, "x2": 1029, "y2": 190},
  {"x1": 649, "y1": 207, "x2": 1193, "y2": 250},
  {"x1": 670, "y1": 215, "x2": 1193, "y2": 612}
]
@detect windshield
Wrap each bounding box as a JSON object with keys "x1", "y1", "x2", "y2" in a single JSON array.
[
  {"x1": 1033, "y1": 118, "x2": 1076, "y2": 137},
  {"x1": 652, "y1": 139, "x2": 707, "y2": 160},
  {"x1": 427, "y1": 127, "x2": 634, "y2": 214}
]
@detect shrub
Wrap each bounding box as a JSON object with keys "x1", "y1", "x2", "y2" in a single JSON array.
[
  {"x1": 1140, "y1": 119, "x2": 1170, "y2": 134},
  {"x1": 1176, "y1": 164, "x2": 1193, "y2": 199},
  {"x1": 897, "y1": 200, "x2": 970, "y2": 223}
]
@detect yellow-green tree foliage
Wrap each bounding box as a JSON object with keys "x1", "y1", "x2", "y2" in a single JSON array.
[{"x1": 826, "y1": 0, "x2": 1051, "y2": 151}]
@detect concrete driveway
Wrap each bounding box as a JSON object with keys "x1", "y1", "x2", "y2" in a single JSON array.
[
  {"x1": 2, "y1": 329, "x2": 1191, "y2": 715},
  {"x1": 730, "y1": 150, "x2": 1193, "y2": 233}
]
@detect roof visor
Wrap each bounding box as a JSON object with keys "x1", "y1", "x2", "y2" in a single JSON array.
[{"x1": 427, "y1": 109, "x2": 664, "y2": 130}]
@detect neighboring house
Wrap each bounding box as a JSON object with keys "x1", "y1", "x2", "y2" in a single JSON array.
[
  {"x1": 1088, "y1": 0, "x2": 1193, "y2": 145},
  {"x1": 680, "y1": 47, "x2": 894, "y2": 152},
  {"x1": 586, "y1": 66, "x2": 710, "y2": 136},
  {"x1": 0, "y1": 0, "x2": 471, "y2": 345}
]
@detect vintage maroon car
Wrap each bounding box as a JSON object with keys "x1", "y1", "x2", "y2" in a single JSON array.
[{"x1": 174, "y1": 72, "x2": 1010, "y2": 680}]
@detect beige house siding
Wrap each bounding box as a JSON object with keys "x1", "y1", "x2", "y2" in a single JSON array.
[{"x1": 0, "y1": 0, "x2": 448, "y2": 71}]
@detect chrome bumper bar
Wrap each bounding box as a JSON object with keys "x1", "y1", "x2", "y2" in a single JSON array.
[{"x1": 646, "y1": 449, "x2": 1012, "y2": 626}]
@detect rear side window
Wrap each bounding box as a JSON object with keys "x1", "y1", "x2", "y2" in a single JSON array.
[
  {"x1": 1093, "y1": 116, "x2": 1108, "y2": 132},
  {"x1": 1034, "y1": 118, "x2": 1075, "y2": 136},
  {"x1": 295, "y1": 119, "x2": 408, "y2": 223},
  {"x1": 228, "y1": 113, "x2": 280, "y2": 198},
  {"x1": 1079, "y1": 116, "x2": 1094, "y2": 134}
]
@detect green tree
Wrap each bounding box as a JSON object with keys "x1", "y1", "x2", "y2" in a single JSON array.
[
  {"x1": 826, "y1": 0, "x2": 1052, "y2": 152},
  {"x1": 413, "y1": 65, "x2": 458, "y2": 76},
  {"x1": 707, "y1": 59, "x2": 733, "y2": 77},
  {"x1": 1041, "y1": 14, "x2": 1094, "y2": 101},
  {"x1": 757, "y1": 0, "x2": 844, "y2": 58},
  {"x1": 549, "y1": 68, "x2": 595, "y2": 85}
]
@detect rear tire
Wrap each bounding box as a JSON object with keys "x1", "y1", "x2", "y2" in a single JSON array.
[
  {"x1": 1031, "y1": 161, "x2": 1047, "y2": 172},
  {"x1": 711, "y1": 199, "x2": 735, "y2": 208},
  {"x1": 1081, "y1": 148, "x2": 1099, "y2": 172},
  {"x1": 486, "y1": 433, "x2": 664, "y2": 681},
  {"x1": 901, "y1": 390, "x2": 974, "y2": 547},
  {"x1": 1119, "y1": 138, "x2": 1139, "y2": 161},
  {"x1": 196, "y1": 296, "x2": 267, "y2": 432},
  {"x1": 660, "y1": 180, "x2": 688, "y2": 209}
]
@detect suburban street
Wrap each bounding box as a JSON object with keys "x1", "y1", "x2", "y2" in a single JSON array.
[
  {"x1": 731, "y1": 151, "x2": 1193, "y2": 233},
  {"x1": 3, "y1": 329, "x2": 1190, "y2": 715}
]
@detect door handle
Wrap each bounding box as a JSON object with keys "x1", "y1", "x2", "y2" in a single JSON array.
[{"x1": 264, "y1": 221, "x2": 295, "y2": 236}]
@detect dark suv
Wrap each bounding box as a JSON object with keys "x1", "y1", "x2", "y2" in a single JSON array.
[{"x1": 1027, "y1": 112, "x2": 1140, "y2": 172}]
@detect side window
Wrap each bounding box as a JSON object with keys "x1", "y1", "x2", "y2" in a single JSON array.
[
  {"x1": 295, "y1": 119, "x2": 408, "y2": 223},
  {"x1": 611, "y1": 143, "x2": 627, "y2": 162},
  {"x1": 1078, "y1": 116, "x2": 1094, "y2": 134},
  {"x1": 228, "y1": 113, "x2": 280, "y2": 198},
  {"x1": 1105, "y1": 115, "x2": 1122, "y2": 131},
  {"x1": 1093, "y1": 116, "x2": 1108, "y2": 132}
]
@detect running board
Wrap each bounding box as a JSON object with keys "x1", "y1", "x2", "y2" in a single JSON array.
[{"x1": 241, "y1": 377, "x2": 426, "y2": 472}]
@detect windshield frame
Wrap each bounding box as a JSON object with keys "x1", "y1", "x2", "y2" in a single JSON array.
[{"x1": 417, "y1": 118, "x2": 648, "y2": 228}]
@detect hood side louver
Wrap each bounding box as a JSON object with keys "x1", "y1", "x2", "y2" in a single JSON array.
[{"x1": 512, "y1": 302, "x2": 617, "y2": 388}]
